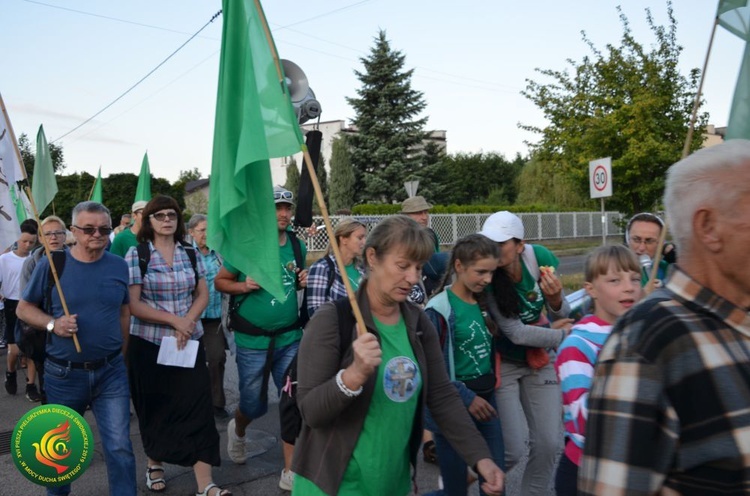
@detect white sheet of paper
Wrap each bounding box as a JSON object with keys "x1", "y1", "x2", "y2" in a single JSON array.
[{"x1": 156, "y1": 336, "x2": 198, "y2": 368}]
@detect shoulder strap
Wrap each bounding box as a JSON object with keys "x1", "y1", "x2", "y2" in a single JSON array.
[
  {"x1": 324, "y1": 255, "x2": 335, "y2": 300},
  {"x1": 521, "y1": 243, "x2": 539, "y2": 281},
  {"x1": 334, "y1": 298, "x2": 356, "y2": 355},
  {"x1": 287, "y1": 230, "x2": 304, "y2": 271},
  {"x1": 45, "y1": 250, "x2": 66, "y2": 313},
  {"x1": 179, "y1": 240, "x2": 199, "y2": 289},
  {"x1": 136, "y1": 242, "x2": 150, "y2": 281}
]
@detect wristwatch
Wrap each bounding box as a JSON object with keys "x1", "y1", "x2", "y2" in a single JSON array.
[{"x1": 46, "y1": 319, "x2": 55, "y2": 334}]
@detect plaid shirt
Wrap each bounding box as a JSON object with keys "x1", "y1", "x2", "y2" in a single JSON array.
[
  {"x1": 579, "y1": 267, "x2": 750, "y2": 495},
  {"x1": 126, "y1": 242, "x2": 206, "y2": 345},
  {"x1": 305, "y1": 253, "x2": 364, "y2": 318}
]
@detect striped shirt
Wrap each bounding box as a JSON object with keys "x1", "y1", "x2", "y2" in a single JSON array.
[
  {"x1": 554, "y1": 315, "x2": 612, "y2": 466},
  {"x1": 126, "y1": 242, "x2": 206, "y2": 345},
  {"x1": 579, "y1": 267, "x2": 750, "y2": 496}
]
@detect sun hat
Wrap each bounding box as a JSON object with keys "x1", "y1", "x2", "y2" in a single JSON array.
[
  {"x1": 401, "y1": 196, "x2": 433, "y2": 214},
  {"x1": 132, "y1": 200, "x2": 148, "y2": 213}
]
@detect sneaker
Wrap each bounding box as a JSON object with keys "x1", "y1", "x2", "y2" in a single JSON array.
[
  {"x1": 0, "y1": 339, "x2": 6, "y2": 349},
  {"x1": 25, "y1": 383, "x2": 42, "y2": 402},
  {"x1": 279, "y1": 469, "x2": 295, "y2": 491},
  {"x1": 5, "y1": 371, "x2": 17, "y2": 395},
  {"x1": 226, "y1": 418, "x2": 247, "y2": 464}
]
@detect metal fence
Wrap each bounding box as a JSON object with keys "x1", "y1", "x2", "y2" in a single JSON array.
[{"x1": 298, "y1": 212, "x2": 625, "y2": 252}]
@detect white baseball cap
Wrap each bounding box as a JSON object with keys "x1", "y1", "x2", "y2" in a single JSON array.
[{"x1": 479, "y1": 211, "x2": 524, "y2": 242}]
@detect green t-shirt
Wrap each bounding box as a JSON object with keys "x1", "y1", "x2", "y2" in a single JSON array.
[
  {"x1": 109, "y1": 228, "x2": 137, "y2": 257},
  {"x1": 293, "y1": 316, "x2": 422, "y2": 496},
  {"x1": 515, "y1": 244, "x2": 559, "y2": 324},
  {"x1": 640, "y1": 259, "x2": 669, "y2": 287},
  {"x1": 226, "y1": 235, "x2": 306, "y2": 350},
  {"x1": 345, "y1": 263, "x2": 362, "y2": 292},
  {"x1": 447, "y1": 289, "x2": 492, "y2": 381}
]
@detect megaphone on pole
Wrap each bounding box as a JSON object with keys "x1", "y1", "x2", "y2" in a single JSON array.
[{"x1": 281, "y1": 59, "x2": 322, "y2": 124}]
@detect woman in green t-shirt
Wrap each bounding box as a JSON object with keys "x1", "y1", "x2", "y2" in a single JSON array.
[
  {"x1": 479, "y1": 211, "x2": 573, "y2": 496},
  {"x1": 424, "y1": 234, "x2": 505, "y2": 496},
  {"x1": 291, "y1": 216, "x2": 504, "y2": 496}
]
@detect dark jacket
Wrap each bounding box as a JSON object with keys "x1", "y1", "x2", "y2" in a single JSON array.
[{"x1": 292, "y1": 280, "x2": 492, "y2": 495}]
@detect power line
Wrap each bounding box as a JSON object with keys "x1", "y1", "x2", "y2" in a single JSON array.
[{"x1": 51, "y1": 10, "x2": 222, "y2": 143}]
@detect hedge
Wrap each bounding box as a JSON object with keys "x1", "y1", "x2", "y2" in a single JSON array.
[{"x1": 351, "y1": 203, "x2": 593, "y2": 215}]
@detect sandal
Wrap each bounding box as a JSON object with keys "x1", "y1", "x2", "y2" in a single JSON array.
[
  {"x1": 146, "y1": 465, "x2": 166, "y2": 493},
  {"x1": 196, "y1": 482, "x2": 232, "y2": 496}
]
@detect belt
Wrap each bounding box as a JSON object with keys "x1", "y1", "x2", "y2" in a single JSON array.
[{"x1": 46, "y1": 350, "x2": 121, "y2": 371}]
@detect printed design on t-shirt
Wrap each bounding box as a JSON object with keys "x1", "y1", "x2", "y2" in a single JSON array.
[
  {"x1": 518, "y1": 280, "x2": 543, "y2": 322},
  {"x1": 458, "y1": 320, "x2": 491, "y2": 375},
  {"x1": 271, "y1": 260, "x2": 298, "y2": 306},
  {"x1": 383, "y1": 356, "x2": 420, "y2": 403}
]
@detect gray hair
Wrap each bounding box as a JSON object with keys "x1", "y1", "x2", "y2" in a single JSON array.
[
  {"x1": 187, "y1": 214, "x2": 207, "y2": 230},
  {"x1": 71, "y1": 201, "x2": 111, "y2": 226},
  {"x1": 664, "y1": 139, "x2": 750, "y2": 251}
]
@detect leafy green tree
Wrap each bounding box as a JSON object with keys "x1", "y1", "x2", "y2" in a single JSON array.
[
  {"x1": 347, "y1": 30, "x2": 428, "y2": 203},
  {"x1": 284, "y1": 158, "x2": 300, "y2": 197},
  {"x1": 18, "y1": 133, "x2": 66, "y2": 180},
  {"x1": 515, "y1": 158, "x2": 590, "y2": 209},
  {"x1": 438, "y1": 152, "x2": 523, "y2": 205},
  {"x1": 520, "y1": 2, "x2": 706, "y2": 213},
  {"x1": 328, "y1": 136, "x2": 356, "y2": 213}
]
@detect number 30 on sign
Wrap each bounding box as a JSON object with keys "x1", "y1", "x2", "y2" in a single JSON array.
[{"x1": 589, "y1": 157, "x2": 612, "y2": 199}]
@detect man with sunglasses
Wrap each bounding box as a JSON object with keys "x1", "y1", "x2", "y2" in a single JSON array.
[
  {"x1": 17, "y1": 201, "x2": 137, "y2": 496},
  {"x1": 110, "y1": 200, "x2": 147, "y2": 257},
  {"x1": 625, "y1": 212, "x2": 675, "y2": 287},
  {"x1": 215, "y1": 186, "x2": 308, "y2": 491}
]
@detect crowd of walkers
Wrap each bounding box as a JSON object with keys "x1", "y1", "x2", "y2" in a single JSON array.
[{"x1": 3, "y1": 139, "x2": 750, "y2": 495}]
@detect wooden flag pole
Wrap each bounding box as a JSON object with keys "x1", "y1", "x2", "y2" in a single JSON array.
[
  {"x1": 253, "y1": 0, "x2": 368, "y2": 336},
  {"x1": 644, "y1": 16, "x2": 719, "y2": 295}
]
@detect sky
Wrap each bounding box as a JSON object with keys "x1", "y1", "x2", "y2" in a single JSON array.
[{"x1": 1, "y1": 0, "x2": 745, "y2": 184}]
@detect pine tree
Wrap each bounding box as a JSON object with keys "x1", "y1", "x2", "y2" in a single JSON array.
[
  {"x1": 328, "y1": 136, "x2": 355, "y2": 213},
  {"x1": 346, "y1": 30, "x2": 428, "y2": 203},
  {"x1": 284, "y1": 157, "x2": 300, "y2": 196}
]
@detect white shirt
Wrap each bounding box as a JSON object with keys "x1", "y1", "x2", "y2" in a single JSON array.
[{"x1": 0, "y1": 251, "x2": 29, "y2": 300}]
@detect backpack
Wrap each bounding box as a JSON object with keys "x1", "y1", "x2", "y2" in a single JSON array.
[
  {"x1": 18, "y1": 250, "x2": 66, "y2": 360},
  {"x1": 136, "y1": 241, "x2": 198, "y2": 289},
  {"x1": 279, "y1": 297, "x2": 357, "y2": 444}
]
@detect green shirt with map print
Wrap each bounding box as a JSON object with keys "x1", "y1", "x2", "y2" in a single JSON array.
[
  {"x1": 447, "y1": 289, "x2": 492, "y2": 381},
  {"x1": 224, "y1": 235, "x2": 306, "y2": 350},
  {"x1": 514, "y1": 244, "x2": 559, "y2": 324}
]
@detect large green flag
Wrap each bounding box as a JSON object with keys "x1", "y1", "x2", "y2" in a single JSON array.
[
  {"x1": 134, "y1": 152, "x2": 151, "y2": 203},
  {"x1": 31, "y1": 125, "x2": 57, "y2": 214},
  {"x1": 90, "y1": 166, "x2": 103, "y2": 203},
  {"x1": 718, "y1": 0, "x2": 750, "y2": 139},
  {"x1": 208, "y1": 0, "x2": 304, "y2": 300}
]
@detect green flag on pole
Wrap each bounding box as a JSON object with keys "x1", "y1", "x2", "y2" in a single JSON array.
[
  {"x1": 90, "y1": 166, "x2": 103, "y2": 203},
  {"x1": 31, "y1": 125, "x2": 57, "y2": 214},
  {"x1": 718, "y1": 0, "x2": 750, "y2": 139},
  {"x1": 207, "y1": 0, "x2": 304, "y2": 300},
  {"x1": 134, "y1": 152, "x2": 151, "y2": 203}
]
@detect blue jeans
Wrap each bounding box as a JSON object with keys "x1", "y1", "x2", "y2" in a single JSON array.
[
  {"x1": 44, "y1": 354, "x2": 136, "y2": 496},
  {"x1": 236, "y1": 342, "x2": 299, "y2": 419},
  {"x1": 427, "y1": 394, "x2": 505, "y2": 496}
]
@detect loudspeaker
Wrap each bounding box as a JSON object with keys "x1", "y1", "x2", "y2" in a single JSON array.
[{"x1": 281, "y1": 59, "x2": 309, "y2": 103}]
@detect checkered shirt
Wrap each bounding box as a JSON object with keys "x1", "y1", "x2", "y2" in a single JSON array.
[{"x1": 578, "y1": 267, "x2": 750, "y2": 495}]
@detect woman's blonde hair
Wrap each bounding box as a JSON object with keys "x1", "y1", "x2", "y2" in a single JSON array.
[
  {"x1": 325, "y1": 217, "x2": 366, "y2": 258},
  {"x1": 584, "y1": 245, "x2": 640, "y2": 283}
]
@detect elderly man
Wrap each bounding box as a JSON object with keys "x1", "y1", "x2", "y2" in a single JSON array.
[
  {"x1": 109, "y1": 200, "x2": 147, "y2": 257},
  {"x1": 624, "y1": 212, "x2": 674, "y2": 286},
  {"x1": 401, "y1": 195, "x2": 439, "y2": 251},
  {"x1": 17, "y1": 202, "x2": 136, "y2": 496},
  {"x1": 579, "y1": 140, "x2": 750, "y2": 495}
]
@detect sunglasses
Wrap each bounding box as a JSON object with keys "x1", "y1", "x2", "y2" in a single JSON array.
[
  {"x1": 73, "y1": 225, "x2": 113, "y2": 236},
  {"x1": 274, "y1": 190, "x2": 293, "y2": 201},
  {"x1": 43, "y1": 230, "x2": 66, "y2": 238},
  {"x1": 150, "y1": 211, "x2": 178, "y2": 222}
]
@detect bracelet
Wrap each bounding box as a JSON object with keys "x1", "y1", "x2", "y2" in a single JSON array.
[{"x1": 335, "y1": 369, "x2": 363, "y2": 398}]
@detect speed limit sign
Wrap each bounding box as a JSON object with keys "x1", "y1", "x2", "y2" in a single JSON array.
[{"x1": 589, "y1": 157, "x2": 612, "y2": 199}]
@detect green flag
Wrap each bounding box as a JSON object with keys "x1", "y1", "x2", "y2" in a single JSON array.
[
  {"x1": 134, "y1": 152, "x2": 151, "y2": 203},
  {"x1": 10, "y1": 185, "x2": 27, "y2": 222},
  {"x1": 90, "y1": 166, "x2": 103, "y2": 203},
  {"x1": 207, "y1": 0, "x2": 304, "y2": 300},
  {"x1": 718, "y1": 0, "x2": 750, "y2": 139},
  {"x1": 31, "y1": 124, "x2": 57, "y2": 214}
]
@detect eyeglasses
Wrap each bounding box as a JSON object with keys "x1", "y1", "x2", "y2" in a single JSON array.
[
  {"x1": 43, "y1": 230, "x2": 66, "y2": 238},
  {"x1": 73, "y1": 225, "x2": 113, "y2": 236},
  {"x1": 630, "y1": 236, "x2": 658, "y2": 246},
  {"x1": 274, "y1": 190, "x2": 293, "y2": 201},
  {"x1": 150, "y1": 211, "x2": 178, "y2": 222},
  {"x1": 192, "y1": 228, "x2": 207, "y2": 234}
]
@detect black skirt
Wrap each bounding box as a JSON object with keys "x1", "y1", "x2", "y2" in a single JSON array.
[{"x1": 128, "y1": 335, "x2": 220, "y2": 466}]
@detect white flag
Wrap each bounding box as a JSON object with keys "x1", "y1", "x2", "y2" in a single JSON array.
[{"x1": 0, "y1": 101, "x2": 24, "y2": 251}]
